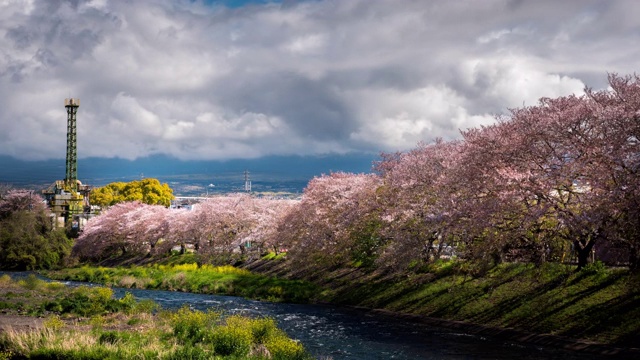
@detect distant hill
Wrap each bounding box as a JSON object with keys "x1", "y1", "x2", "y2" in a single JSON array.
[{"x1": 0, "y1": 153, "x2": 379, "y2": 194}]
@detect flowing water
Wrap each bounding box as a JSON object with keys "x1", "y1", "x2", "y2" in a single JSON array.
[{"x1": 1, "y1": 272, "x2": 619, "y2": 359}]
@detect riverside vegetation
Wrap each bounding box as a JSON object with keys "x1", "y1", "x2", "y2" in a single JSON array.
[
  {"x1": 0, "y1": 274, "x2": 311, "y2": 360},
  {"x1": 44, "y1": 262, "x2": 318, "y2": 304},
  {"x1": 309, "y1": 260, "x2": 640, "y2": 347},
  {"x1": 46, "y1": 257, "x2": 640, "y2": 350}
]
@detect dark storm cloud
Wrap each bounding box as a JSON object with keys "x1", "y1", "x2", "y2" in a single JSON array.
[{"x1": 217, "y1": 71, "x2": 354, "y2": 141}]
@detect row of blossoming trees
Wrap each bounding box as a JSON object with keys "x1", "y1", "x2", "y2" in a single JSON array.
[
  {"x1": 73, "y1": 194, "x2": 297, "y2": 263},
  {"x1": 73, "y1": 74, "x2": 640, "y2": 272}
]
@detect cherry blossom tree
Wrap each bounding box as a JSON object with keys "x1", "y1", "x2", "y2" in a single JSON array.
[
  {"x1": 124, "y1": 203, "x2": 172, "y2": 255},
  {"x1": 73, "y1": 201, "x2": 150, "y2": 261},
  {"x1": 374, "y1": 140, "x2": 464, "y2": 269},
  {"x1": 0, "y1": 189, "x2": 47, "y2": 217},
  {"x1": 237, "y1": 196, "x2": 298, "y2": 257},
  {"x1": 189, "y1": 195, "x2": 252, "y2": 261},
  {"x1": 280, "y1": 172, "x2": 383, "y2": 270},
  {"x1": 457, "y1": 121, "x2": 560, "y2": 265},
  {"x1": 583, "y1": 74, "x2": 640, "y2": 271},
  {"x1": 455, "y1": 73, "x2": 640, "y2": 270}
]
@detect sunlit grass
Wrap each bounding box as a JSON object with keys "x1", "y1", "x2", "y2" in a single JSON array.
[
  {"x1": 1, "y1": 309, "x2": 312, "y2": 360},
  {"x1": 317, "y1": 260, "x2": 640, "y2": 345},
  {"x1": 0, "y1": 275, "x2": 312, "y2": 359},
  {"x1": 46, "y1": 262, "x2": 318, "y2": 303}
]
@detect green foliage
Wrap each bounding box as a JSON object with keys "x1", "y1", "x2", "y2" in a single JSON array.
[
  {"x1": 43, "y1": 315, "x2": 65, "y2": 331},
  {"x1": 0, "y1": 278, "x2": 314, "y2": 360},
  {"x1": 266, "y1": 336, "x2": 309, "y2": 360},
  {"x1": 349, "y1": 217, "x2": 385, "y2": 269},
  {"x1": 26, "y1": 348, "x2": 111, "y2": 360},
  {"x1": 53, "y1": 286, "x2": 109, "y2": 316},
  {"x1": 19, "y1": 274, "x2": 44, "y2": 290},
  {"x1": 98, "y1": 331, "x2": 121, "y2": 345},
  {"x1": 117, "y1": 293, "x2": 137, "y2": 314},
  {"x1": 582, "y1": 260, "x2": 606, "y2": 275},
  {"x1": 35, "y1": 285, "x2": 155, "y2": 318},
  {"x1": 164, "y1": 345, "x2": 209, "y2": 360},
  {"x1": 0, "y1": 274, "x2": 11, "y2": 285},
  {"x1": 133, "y1": 299, "x2": 159, "y2": 314},
  {"x1": 47, "y1": 263, "x2": 319, "y2": 303},
  {"x1": 209, "y1": 316, "x2": 253, "y2": 357},
  {"x1": 169, "y1": 306, "x2": 220, "y2": 345},
  {"x1": 0, "y1": 350, "x2": 13, "y2": 360},
  {"x1": 248, "y1": 317, "x2": 278, "y2": 344},
  {"x1": 165, "y1": 307, "x2": 311, "y2": 359},
  {"x1": 45, "y1": 281, "x2": 66, "y2": 291},
  {"x1": 425, "y1": 258, "x2": 458, "y2": 277},
  {"x1": 0, "y1": 209, "x2": 72, "y2": 270},
  {"x1": 90, "y1": 178, "x2": 174, "y2": 207},
  {"x1": 262, "y1": 251, "x2": 287, "y2": 261},
  {"x1": 248, "y1": 317, "x2": 309, "y2": 360}
]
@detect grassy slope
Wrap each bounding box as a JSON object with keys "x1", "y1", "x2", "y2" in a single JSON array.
[{"x1": 245, "y1": 258, "x2": 640, "y2": 348}]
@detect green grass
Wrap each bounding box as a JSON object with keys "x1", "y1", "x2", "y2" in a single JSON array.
[
  {"x1": 0, "y1": 275, "x2": 312, "y2": 360},
  {"x1": 261, "y1": 252, "x2": 287, "y2": 261},
  {"x1": 315, "y1": 261, "x2": 640, "y2": 346},
  {"x1": 35, "y1": 258, "x2": 640, "y2": 348},
  {"x1": 44, "y1": 263, "x2": 319, "y2": 303},
  {"x1": 1, "y1": 308, "x2": 311, "y2": 360}
]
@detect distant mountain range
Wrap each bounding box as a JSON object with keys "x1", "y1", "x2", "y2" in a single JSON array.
[{"x1": 0, "y1": 153, "x2": 379, "y2": 195}]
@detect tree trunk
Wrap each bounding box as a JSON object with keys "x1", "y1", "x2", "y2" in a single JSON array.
[
  {"x1": 629, "y1": 243, "x2": 640, "y2": 273},
  {"x1": 421, "y1": 236, "x2": 435, "y2": 263},
  {"x1": 574, "y1": 238, "x2": 595, "y2": 271}
]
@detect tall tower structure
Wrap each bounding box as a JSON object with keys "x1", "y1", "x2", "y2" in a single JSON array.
[
  {"x1": 64, "y1": 98, "x2": 79, "y2": 191},
  {"x1": 42, "y1": 98, "x2": 91, "y2": 231}
]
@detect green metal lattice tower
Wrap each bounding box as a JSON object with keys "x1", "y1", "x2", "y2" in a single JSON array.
[{"x1": 64, "y1": 98, "x2": 79, "y2": 191}]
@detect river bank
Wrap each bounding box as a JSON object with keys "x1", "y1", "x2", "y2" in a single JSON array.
[
  {"x1": 0, "y1": 274, "x2": 312, "y2": 359},
  {"x1": 39, "y1": 258, "x2": 640, "y2": 358},
  {"x1": 0, "y1": 276, "x2": 625, "y2": 360},
  {"x1": 242, "y1": 257, "x2": 640, "y2": 356}
]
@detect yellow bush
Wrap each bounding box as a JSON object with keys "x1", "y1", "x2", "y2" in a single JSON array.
[
  {"x1": 0, "y1": 274, "x2": 11, "y2": 285},
  {"x1": 45, "y1": 282, "x2": 66, "y2": 291},
  {"x1": 93, "y1": 287, "x2": 114, "y2": 302},
  {"x1": 266, "y1": 335, "x2": 307, "y2": 360},
  {"x1": 209, "y1": 316, "x2": 254, "y2": 357},
  {"x1": 200, "y1": 264, "x2": 251, "y2": 275},
  {"x1": 171, "y1": 263, "x2": 198, "y2": 272},
  {"x1": 43, "y1": 316, "x2": 65, "y2": 331}
]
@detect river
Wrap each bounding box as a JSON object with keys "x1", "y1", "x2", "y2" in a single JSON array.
[{"x1": 1, "y1": 272, "x2": 620, "y2": 359}]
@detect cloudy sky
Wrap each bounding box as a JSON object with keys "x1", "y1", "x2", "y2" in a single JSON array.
[{"x1": 0, "y1": 0, "x2": 638, "y2": 161}]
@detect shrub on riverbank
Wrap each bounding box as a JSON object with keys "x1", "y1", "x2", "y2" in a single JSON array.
[
  {"x1": 45, "y1": 263, "x2": 318, "y2": 303},
  {"x1": 1, "y1": 308, "x2": 311, "y2": 359},
  {"x1": 0, "y1": 190, "x2": 73, "y2": 271},
  {"x1": 0, "y1": 274, "x2": 312, "y2": 359}
]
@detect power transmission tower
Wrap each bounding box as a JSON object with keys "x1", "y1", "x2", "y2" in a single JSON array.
[{"x1": 244, "y1": 170, "x2": 252, "y2": 192}]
